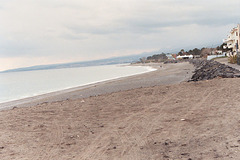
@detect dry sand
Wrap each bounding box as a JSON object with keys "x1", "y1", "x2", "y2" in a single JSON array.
[
  {"x1": 1, "y1": 62, "x2": 240, "y2": 159},
  {"x1": 215, "y1": 57, "x2": 240, "y2": 71}
]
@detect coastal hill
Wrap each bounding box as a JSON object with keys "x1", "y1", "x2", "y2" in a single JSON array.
[{"x1": 1, "y1": 50, "x2": 169, "y2": 73}]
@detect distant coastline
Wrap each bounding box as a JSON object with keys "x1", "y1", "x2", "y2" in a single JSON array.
[
  {"x1": 0, "y1": 64, "x2": 156, "y2": 107},
  {"x1": 1, "y1": 51, "x2": 173, "y2": 73},
  {"x1": 0, "y1": 57, "x2": 134, "y2": 73}
]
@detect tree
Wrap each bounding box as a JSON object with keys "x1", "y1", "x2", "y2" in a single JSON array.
[
  {"x1": 192, "y1": 48, "x2": 201, "y2": 55},
  {"x1": 147, "y1": 53, "x2": 168, "y2": 62},
  {"x1": 200, "y1": 48, "x2": 211, "y2": 58},
  {"x1": 219, "y1": 43, "x2": 232, "y2": 52},
  {"x1": 188, "y1": 49, "x2": 193, "y2": 55},
  {"x1": 139, "y1": 57, "x2": 147, "y2": 63},
  {"x1": 178, "y1": 49, "x2": 185, "y2": 56}
]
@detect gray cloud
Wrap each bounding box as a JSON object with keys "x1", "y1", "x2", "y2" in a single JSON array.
[
  {"x1": 64, "y1": 0, "x2": 240, "y2": 36},
  {"x1": 0, "y1": 0, "x2": 239, "y2": 70}
]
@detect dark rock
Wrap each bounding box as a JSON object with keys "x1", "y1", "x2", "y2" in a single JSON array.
[
  {"x1": 181, "y1": 153, "x2": 189, "y2": 155},
  {"x1": 12, "y1": 106, "x2": 17, "y2": 110},
  {"x1": 189, "y1": 59, "x2": 240, "y2": 81}
]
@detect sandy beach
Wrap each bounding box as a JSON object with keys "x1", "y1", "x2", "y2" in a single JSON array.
[
  {"x1": 0, "y1": 62, "x2": 193, "y2": 110},
  {"x1": 1, "y1": 61, "x2": 240, "y2": 159}
]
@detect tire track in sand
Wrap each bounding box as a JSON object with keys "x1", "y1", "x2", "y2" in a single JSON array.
[
  {"x1": 78, "y1": 89, "x2": 182, "y2": 160},
  {"x1": 37, "y1": 120, "x2": 64, "y2": 160}
]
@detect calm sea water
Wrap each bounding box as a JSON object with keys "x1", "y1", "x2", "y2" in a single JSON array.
[{"x1": 0, "y1": 64, "x2": 156, "y2": 103}]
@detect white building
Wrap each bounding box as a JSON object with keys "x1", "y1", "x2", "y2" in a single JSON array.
[
  {"x1": 224, "y1": 24, "x2": 240, "y2": 54},
  {"x1": 176, "y1": 55, "x2": 193, "y2": 59}
]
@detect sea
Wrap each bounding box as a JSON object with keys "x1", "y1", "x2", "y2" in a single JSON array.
[{"x1": 0, "y1": 64, "x2": 156, "y2": 103}]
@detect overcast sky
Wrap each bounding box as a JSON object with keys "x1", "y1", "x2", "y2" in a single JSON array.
[{"x1": 0, "y1": 0, "x2": 239, "y2": 71}]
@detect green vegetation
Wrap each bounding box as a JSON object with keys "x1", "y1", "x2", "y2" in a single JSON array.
[
  {"x1": 229, "y1": 55, "x2": 237, "y2": 64},
  {"x1": 176, "y1": 43, "x2": 231, "y2": 58},
  {"x1": 146, "y1": 53, "x2": 168, "y2": 62},
  {"x1": 139, "y1": 53, "x2": 168, "y2": 63},
  {"x1": 137, "y1": 43, "x2": 231, "y2": 64},
  {"x1": 178, "y1": 48, "x2": 202, "y2": 56}
]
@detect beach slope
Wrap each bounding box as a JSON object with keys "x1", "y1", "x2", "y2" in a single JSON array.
[{"x1": 1, "y1": 62, "x2": 240, "y2": 159}]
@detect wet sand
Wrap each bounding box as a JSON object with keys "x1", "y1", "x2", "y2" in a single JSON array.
[{"x1": 0, "y1": 62, "x2": 194, "y2": 110}]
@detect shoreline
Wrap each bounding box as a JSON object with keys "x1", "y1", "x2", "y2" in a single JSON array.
[
  {"x1": 0, "y1": 67, "x2": 157, "y2": 110},
  {"x1": 3, "y1": 60, "x2": 240, "y2": 159},
  {"x1": 0, "y1": 62, "x2": 194, "y2": 110},
  {"x1": 0, "y1": 64, "x2": 157, "y2": 104},
  {"x1": 2, "y1": 69, "x2": 240, "y2": 159},
  {"x1": 0, "y1": 63, "x2": 156, "y2": 105}
]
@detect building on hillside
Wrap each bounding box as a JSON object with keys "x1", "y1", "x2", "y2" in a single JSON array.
[
  {"x1": 166, "y1": 54, "x2": 175, "y2": 59},
  {"x1": 193, "y1": 55, "x2": 201, "y2": 58},
  {"x1": 224, "y1": 24, "x2": 240, "y2": 55},
  {"x1": 215, "y1": 50, "x2": 223, "y2": 55},
  {"x1": 176, "y1": 55, "x2": 193, "y2": 59},
  {"x1": 171, "y1": 54, "x2": 177, "y2": 59}
]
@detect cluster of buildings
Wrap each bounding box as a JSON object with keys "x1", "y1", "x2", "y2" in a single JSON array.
[
  {"x1": 144, "y1": 25, "x2": 240, "y2": 62},
  {"x1": 224, "y1": 24, "x2": 240, "y2": 55},
  {"x1": 175, "y1": 54, "x2": 194, "y2": 59}
]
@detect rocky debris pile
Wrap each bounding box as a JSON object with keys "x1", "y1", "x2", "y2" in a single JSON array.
[{"x1": 189, "y1": 59, "x2": 240, "y2": 81}]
